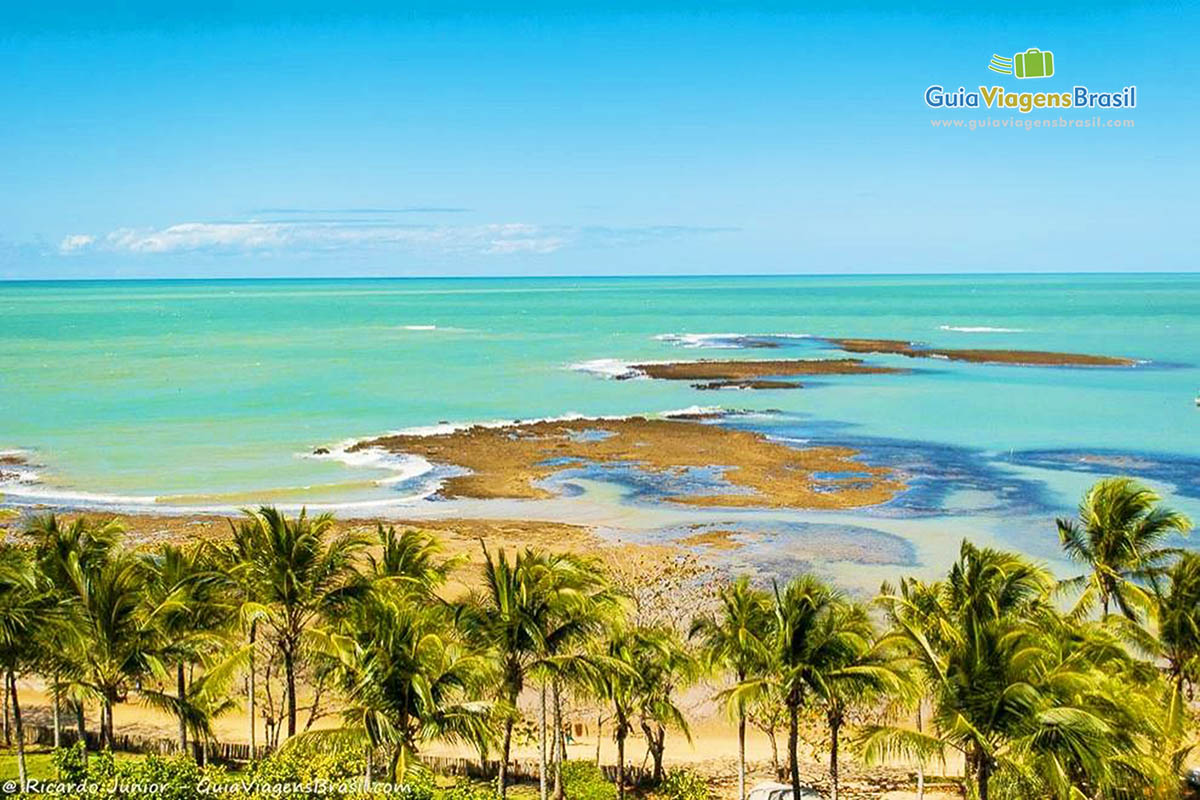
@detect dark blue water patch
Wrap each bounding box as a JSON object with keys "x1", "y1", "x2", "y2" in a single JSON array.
[
  {"x1": 718, "y1": 414, "x2": 1058, "y2": 518},
  {"x1": 1008, "y1": 449, "x2": 1200, "y2": 501},
  {"x1": 537, "y1": 461, "x2": 756, "y2": 503}
]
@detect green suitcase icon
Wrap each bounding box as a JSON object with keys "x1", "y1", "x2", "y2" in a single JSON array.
[{"x1": 1014, "y1": 48, "x2": 1054, "y2": 79}]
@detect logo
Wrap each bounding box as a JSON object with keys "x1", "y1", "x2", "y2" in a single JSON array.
[
  {"x1": 989, "y1": 48, "x2": 1055, "y2": 79},
  {"x1": 923, "y1": 46, "x2": 1136, "y2": 114}
]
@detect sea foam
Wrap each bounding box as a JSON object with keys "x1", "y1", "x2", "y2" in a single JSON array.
[
  {"x1": 567, "y1": 358, "x2": 644, "y2": 380},
  {"x1": 938, "y1": 325, "x2": 1025, "y2": 333},
  {"x1": 655, "y1": 332, "x2": 811, "y2": 349}
]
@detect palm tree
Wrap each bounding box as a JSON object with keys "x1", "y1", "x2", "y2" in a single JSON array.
[
  {"x1": 29, "y1": 513, "x2": 124, "y2": 749},
  {"x1": 763, "y1": 575, "x2": 842, "y2": 797},
  {"x1": 140, "y1": 542, "x2": 230, "y2": 755},
  {"x1": 872, "y1": 577, "x2": 949, "y2": 800},
  {"x1": 140, "y1": 650, "x2": 245, "y2": 764},
  {"x1": 806, "y1": 602, "x2": 908, "y2": 800},
  {"x1": 909, "y1": 542, "x2": 1052, "y2": 799},
  {"x1": 528, "y1": 554, "x2": 623, "y2": 800},
  {"x1": 28, "y1": 514, "x2": 171, "y2": 748},
  {"x1": 59, "y1": 546, "x2": 161, "y2": 748},
  {"x1": 307, "y1": 586, "x2": 492, "y2": 783},
  {"x1": 631, "y1": 626, "x2": 698, "y2": 785},
  {"x1": 367, "y1": 524, "x2": 460, "y2": 590},
  {"x1": 28, "y1": 514, "x2": 122, "y2": 578},
  {"x1": 457, "y1": 545, "x2": 543, "y2": 799},
  {"x1": 588, "y1": 625, "x2": 641, "y2": 800},
  {"x1": 1149, "y1": 552, "x2": 1200, "y2": 752},
  {"x1": 228, "y1": 506, "x2": 367, "y2": 740},
  {"x1": 689, "y1": 576, "x2": 772, "y2": 800},
  {"x1": 0, "y1": 545, "x2": 58, "y2": 791},
  {"x1": 1058, "y1": 476, "x2": 1191, "y2": 619},
  {"x1": 458, "y1": 545, "x2": 616, "y2": 800},
  {"x1": 863, "y1": 541, "x2": 1169, "y2": 799},
  {"x1": 217, "y1": 517, "x2": 272, "y2": 754}
]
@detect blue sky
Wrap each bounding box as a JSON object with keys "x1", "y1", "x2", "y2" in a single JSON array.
[{"x1": 2, "y1": 1, "x2": 1197, "y2": 278}]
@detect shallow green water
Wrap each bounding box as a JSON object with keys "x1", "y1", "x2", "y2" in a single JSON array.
[{"x1": 2, "y1": 275, "x2": 1198, "y2": 533}]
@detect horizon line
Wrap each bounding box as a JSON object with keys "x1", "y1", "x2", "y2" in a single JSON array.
[{"x1": 4, "y1": 270, "x2": 1200, "y2": 283}]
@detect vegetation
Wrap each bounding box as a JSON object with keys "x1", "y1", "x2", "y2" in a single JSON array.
[{"x1": 0, "y1": 475, "x2": 1195, "y2": 800}]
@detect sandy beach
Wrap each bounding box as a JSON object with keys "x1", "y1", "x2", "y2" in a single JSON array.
[{"x1": 0, "y1": 507, "x2": 962, "y2": 798}]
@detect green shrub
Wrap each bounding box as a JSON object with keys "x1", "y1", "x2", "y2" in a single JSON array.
[
  {"x1": 396, "y1": 765, "x2": 437, "y2": 800},
  {"x1": 656, "y1": 769, "x2": 710, "y2": 800},
  {"x1": 437, "y1": 779, "x2": 495, "y2": 800},
  {"x1": 247, "y1": 742, "x2": 364, "y2": 786},
  {"x1": 561, "y1": 760, "x2": 617, "y2": 800},
  {"x1": 109, "y1": 754, "x2": 205, "y2": 800},
  {"x1": 42, "y1": 746, "x2": 208, "y2": 800},
  {"x1": 51, "y1": 742, "x2": 89, "y2": 784}
]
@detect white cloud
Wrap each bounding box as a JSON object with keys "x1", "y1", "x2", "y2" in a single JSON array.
[
  {"x1": 59, "y1": 234, "x2": 96, "y2": 253},
  {"x1": 57, "y1": 220, "x2": 732, "y2": 258}
]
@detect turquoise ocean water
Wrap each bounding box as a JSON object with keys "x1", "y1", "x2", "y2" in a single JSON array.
[{"x1": 3, "y1": 274, "x2": 1198, "y2": 587}]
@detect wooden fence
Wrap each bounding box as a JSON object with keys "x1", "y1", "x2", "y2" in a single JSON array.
[
  {"x1": 18, "y1": 723, "x2": 274, "y2": 763},
  {"x1": 13, "y1": 724, "x2": 647, "y2": 783},
  {"x1": 421, "y1": 754, "x2": 649, "y2": 785}
]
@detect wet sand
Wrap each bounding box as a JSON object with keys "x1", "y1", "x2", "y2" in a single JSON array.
[
  {"x1": 827, "y1": 337, "x2": 1137, "y2": 367},
  {"x1": 677, "y1": 528, "x2": 756, "y2": 550},
  {"x1": 351, "y1": 416, "x2": 904, "y2": 509}
]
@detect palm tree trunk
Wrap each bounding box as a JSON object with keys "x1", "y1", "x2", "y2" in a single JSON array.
[
  {"x1": 595, "y1": 714, "x2": 602, "y2": 764},
  {"x1": 650, "y1": 724, "x2": 665, "y2": 784},
  {"x1": 915, "y1": 701, "x2": 925, "y2": 800},
  {"x1": 640, "y1": 720, "x2": 664, "y2": 784},
  {"x1": 787, "y1": 701, "x2": 801, "y2": 797},
  {"x1": 498, "y1": 682, "x2": 518, "y2": 800},
  {"x1": 364, "y1": 744, "x2": 373, "y2": 791},
  {"x1": 539, "y1": 682, "x2": 549, "y2": 800},
  {"x1": 3, "y1": 674, "x2": 9, "y2": 747},
  {"x1": 9, "y1": 672, "x2": 27, "y2": 792},
  {"x1": 828, "y1": 715, "x2": 841, "y2": 800},
  {"x1": 177, "y1": 662, "x2": 189, "y2": 755},
  {"x1": 616, "y1": 719, "x2": 627, "y2": 800},
  {"x1": 73, "y1": 700, "x2": 87, "y2": 752},
  {"x1": 499, "y1": 716, "x2": 513, "y2": 799},
  {"x1": 977, "y1": 752, "x2": 991, "y2": 800},
  {"x1": 103, "y1": 698, "x2": 115, "y2": 749},
  {"x1": 552, "y1": 680, "x2": 565, "y2": 800},
  {"x1": 283, "y1": 644, "x2": 297, "y2": 740},
  {"x1": 765, "y1": 726, "x2": 781, "y2": 780},
  {"x1": 52, "y1": 673, "x2": 61, "y2": 750},
  {"x1": 737, "y1": 711, "x2": 747, "y2": 800},
  {"x1": 249, "y1": 622, "x2": 257, "y2": 756}
]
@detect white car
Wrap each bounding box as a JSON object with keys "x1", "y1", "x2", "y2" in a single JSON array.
[{"x1": 746, "y1": 781, "x2": 828, "y2": 800}]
